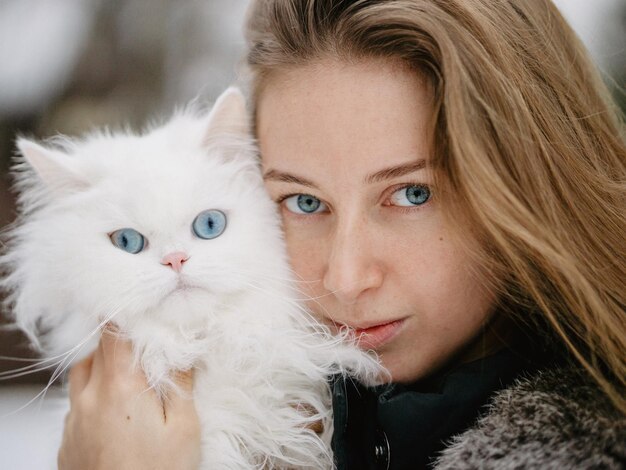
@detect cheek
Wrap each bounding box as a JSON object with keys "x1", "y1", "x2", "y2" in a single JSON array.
[
  {"x1": 417, "y1": 246, "x2": 496, "y2": 331},
  {"x1": 283, "y1": 226, "x2": 325, "y2": 282},
  {"x1": 384, "y1": 241, "x2": 498, "y2": 381},
  {"x1": 282, "y1": 224, "x2": 331, "y2": 317},
  {"x1": 407, "y1": 236, "x2": 495, "y2": 321},
  {"x1": 424, "y1": 269, "x2": 495, "y2": 333},
  {"x1": 392, "y1": 220, "x2": 495, "y2": 308}
]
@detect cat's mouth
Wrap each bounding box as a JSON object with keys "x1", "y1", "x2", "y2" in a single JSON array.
[{"x1": 164, "y1": 278, "x2": 207, "y2": 298}]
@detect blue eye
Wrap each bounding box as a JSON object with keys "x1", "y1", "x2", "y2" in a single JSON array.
[
  {"x1": 109, "y1": 228, "x2": 145, "y2": 254},
  {"x1": 192, "y1": 209, "x2": 227, "y2": 239},
  {"x1": 390, "y1": 185, "x2": 431, "y2": 207},
  {"x1": 284, "y1": 194, "x2": 327, "y2": 214}
]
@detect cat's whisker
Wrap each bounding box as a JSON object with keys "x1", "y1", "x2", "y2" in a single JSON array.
[
  {"x1": 0, "y1": 297, "x2": 127, "y2": 383},
  {"x1": 0, "y1": 362, "x2": 68, "y2": 380},
  {"x1": 218, "y1": 269, "x2": 310, "y2": 297},
  {"x1": 0, "y1": 355, "x2": 56, "y2": 362},
  {"x1": 222, "y1": 270, "x2": 336, "y2": 313},
  {"x1": 1, "y1": 342, "x2": 91, "y2": 416},
  {"x1": 226, "y1": 266, "x2": 365, "y2": 304},
  {"x1": 0, "y1": 296, "x2": 132, "y2": 380},
  {"x1": 233, "y1": 261, "x2": 317, "y2": 285},
  {"x1": 214, "y1": 264, "x2": 320, "y2": 285},
  {"x1": 208, "y1": 272, "x2": 326, "y2": 327},
  {"x1": 0, "y1": 384, "x2": 60, "y2": 420},
  {"x1": 190, "y1": 266, "x2": 372, "y2": 336},
  {"x1": 45, "y1": 301, "x2": 127, "y2": 384},
  {"x1": 209, "y1": 271, "x2": 300, "y2": 302},
  {"x1": 223, "y1": 269, "x2": 376, "y2": 330},
  {"x1": 0, "y1": 299, "x2": 136, "y2": 418},
  {"x1": 0, "y1": 352, "x2": 75, "y2": 378},
  {"x1": 0, "y1": 355, "x2": 80, "y2": 380}
]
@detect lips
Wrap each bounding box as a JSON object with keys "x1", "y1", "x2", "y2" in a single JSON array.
[{"x1": 348, "y1": 318, "x2": 405, "y2": 350}]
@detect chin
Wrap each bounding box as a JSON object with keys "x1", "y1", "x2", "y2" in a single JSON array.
[
  {"x1": 376, "y1": 354, "x2": 412, "y2": 384},
  {"x1": 383, "y1": 368, "x2": 417, "y2": 384},
  {"x1": 150, "y1": 288, "x2": 217, "y2": 328},
  {"x1": 377, "y1": 349, "x2": 437, "y2": 384}
]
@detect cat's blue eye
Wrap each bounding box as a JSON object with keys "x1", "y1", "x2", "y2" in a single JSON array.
[
  {"x1": 192, "y1": 209, "x2": 227, "y2": 239},
  {"x1": 390, "y1": 185, "x2": 431, "y2": 207},
  {"x1": 284, "y1": 194, "x2": 327, "y2": 214},
  {"x1": 109, "y1": 228, "x2": 145, "y2": 254}
]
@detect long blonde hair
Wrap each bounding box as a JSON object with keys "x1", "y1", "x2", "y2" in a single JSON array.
[{"x1": 245, "y1": 0, "x2": 626, "y2": 413}]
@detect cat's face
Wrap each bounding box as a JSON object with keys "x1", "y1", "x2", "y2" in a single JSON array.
[{"x1": 12, "y1": 88, "x2": 289, "y2": 337}]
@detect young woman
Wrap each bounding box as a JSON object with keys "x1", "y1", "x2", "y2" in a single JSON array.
[{"x1": 58, "y1": 1, "x2": 625, "y2": 468}]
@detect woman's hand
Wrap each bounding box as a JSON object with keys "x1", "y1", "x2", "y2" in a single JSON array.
[{"x1": 58, "y1": 326, "x2": 201, "y2": 470}]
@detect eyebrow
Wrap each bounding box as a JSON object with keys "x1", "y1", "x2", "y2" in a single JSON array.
[
  {"x1": 365, "y1": 160, "x2": 428, "y2": 184},
  {"x1": 262, "y1": 169, "x2": 319, "y2": 189},
  {"x1": 263, "y1": 159, "x2": 428, "y2": 188}
]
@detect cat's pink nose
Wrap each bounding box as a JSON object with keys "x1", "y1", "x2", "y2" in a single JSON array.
[{"x1": 161, "y1": 251, "x2": 189, "y2": 273}]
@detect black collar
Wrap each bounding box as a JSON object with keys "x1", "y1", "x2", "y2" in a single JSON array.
[{"x1": 332, "y1": 342, "x2": 564, "y2": 470}]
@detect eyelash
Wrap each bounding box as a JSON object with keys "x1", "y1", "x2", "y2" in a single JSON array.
[
  {"x1": 274, "y1": 192, "x2": 325, "y2": 216},
  {"x1": 275, "y1": 193, "x2": 301, "y2": 204},
  {"x1": 275, "y1": 182, "x2": 433, "y2": 215},
  {"x1": 384, "y1": 182, "x2": 433, "y2": 212}
]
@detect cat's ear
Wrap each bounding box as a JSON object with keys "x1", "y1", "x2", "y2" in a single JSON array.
[
  {"x1": 203, "y1": 86, "x2": 250, "y2": 143},
  {"x1": 16, "y1": 138, "x2": 88, "y2": 192}
]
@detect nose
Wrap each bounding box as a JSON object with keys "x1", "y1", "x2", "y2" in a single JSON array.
[
  {"x1": 322, "y1": 216, "x2": 384, "y2": 305},
  {"x1": 160, "y1": 251, "x2": 189, "y2": 273}
]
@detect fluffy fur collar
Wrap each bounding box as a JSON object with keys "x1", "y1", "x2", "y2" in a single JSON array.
[{"x1": 433, "y1": 366, "x2": 626, "y2": 469}]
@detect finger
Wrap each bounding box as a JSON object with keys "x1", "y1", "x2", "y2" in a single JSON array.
[
  {"x1": 87, "y1": 324, "x2": 133, "y2": 391},
  {"x1": 87, "y1": 323, "x2": 110, "y2": 384},
  {"x1": 57, "y1": 444, "x2": 66, "y2": 470},
  {"x1": 173, "y1": 368, "x2": 194, "y2": 393},
  {"x1": 99, "y1": 323, "x2": 136, "y2": 377},
  {"x1": 86, "y1": 330, "x2": 105, "y2": 388},
  {"x1": 97, "y1": 325, "x2": 158, "y2": 406},
  {"x1": 68, "y1": 353, "x2": 94, "y2": 403},
  {"x1": 167, "y1": 368, "x2": 196, "y2": 413},
  {"x1": 58, "y1": 411, "x2": 73, "y2": 470}
]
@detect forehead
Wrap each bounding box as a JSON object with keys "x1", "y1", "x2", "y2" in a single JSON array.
[{"x1": 257, "y1": 58, "x2": 434, "y2": 180}]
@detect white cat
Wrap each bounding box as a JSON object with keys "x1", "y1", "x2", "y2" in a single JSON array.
[{"x1": 0, "y1": 87, "x2": 383, "y2": 469}]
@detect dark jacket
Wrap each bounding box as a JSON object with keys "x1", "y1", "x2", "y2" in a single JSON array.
[{"x1": 331, "y1": 354, "x2": 625, "y2": 469}]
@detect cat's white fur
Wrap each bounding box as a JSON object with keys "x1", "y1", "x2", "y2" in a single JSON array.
[{"x1": 0, "y1": 87, "x2": 384, "y2": 469}]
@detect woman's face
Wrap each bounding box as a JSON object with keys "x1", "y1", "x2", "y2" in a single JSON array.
[{"x1": 258, "y1": 58, "x2": 498, "y2": 383}]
